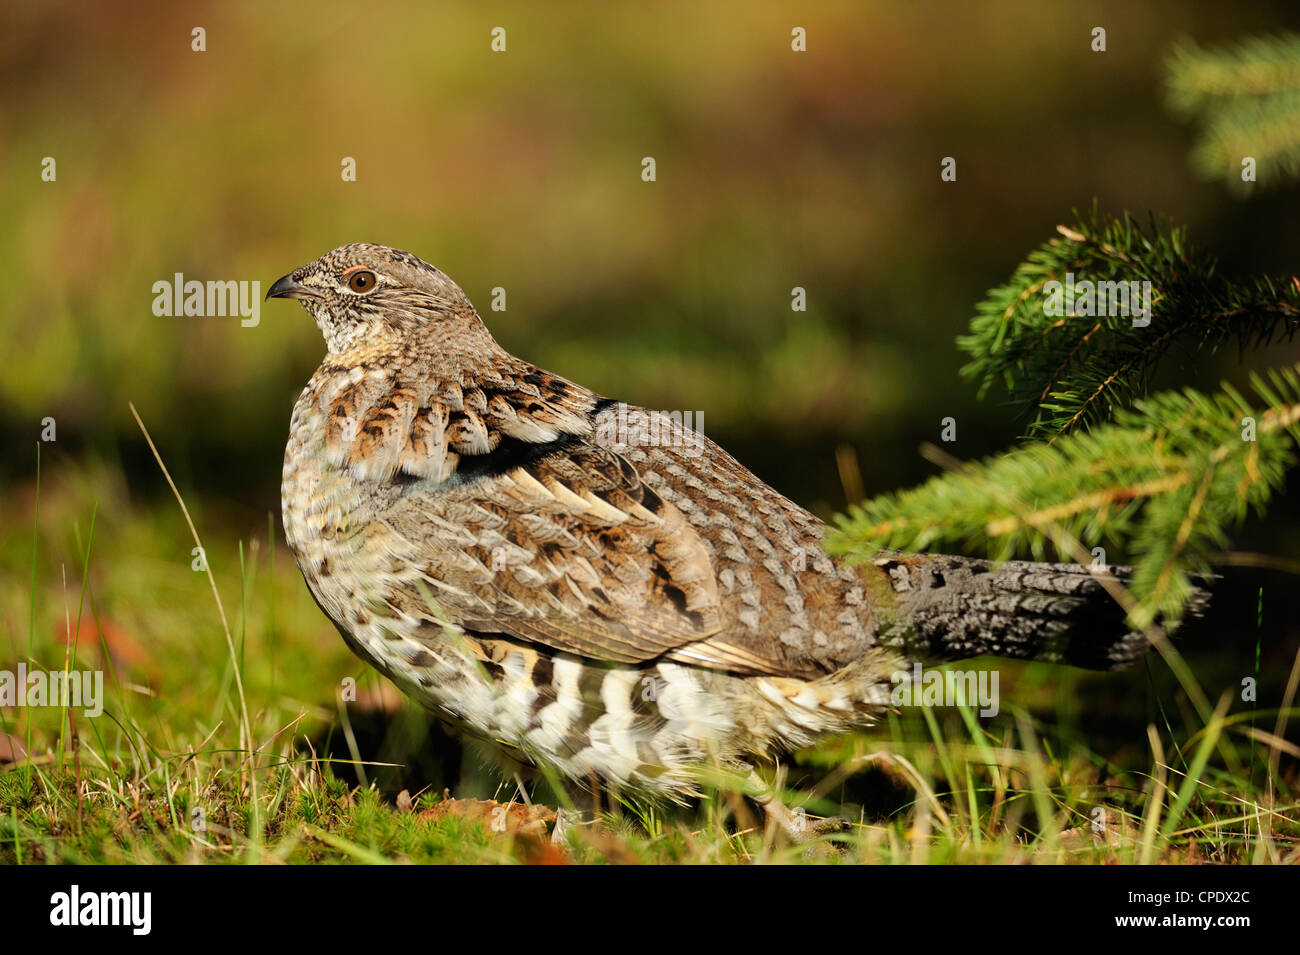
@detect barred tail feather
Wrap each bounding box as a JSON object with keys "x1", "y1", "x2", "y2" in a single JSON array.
[{"x1": 871, "y1": 554, "x2": 1207, "y2": 671}]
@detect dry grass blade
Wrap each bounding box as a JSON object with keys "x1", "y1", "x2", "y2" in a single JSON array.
[{"x1": 128, "y1": 402, "x2": 256, "y2": 797}]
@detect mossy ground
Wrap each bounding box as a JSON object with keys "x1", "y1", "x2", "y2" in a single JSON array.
[{"x1": 2, "y1": 457, "x2": 1295, "y2": 865}]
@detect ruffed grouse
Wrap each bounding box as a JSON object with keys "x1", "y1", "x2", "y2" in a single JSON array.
[{"x1": 270, "y1": 243, "x2": 1161, "y2": 800}]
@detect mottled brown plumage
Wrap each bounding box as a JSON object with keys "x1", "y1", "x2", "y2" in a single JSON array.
[{"x1": 270, "y1": 243, "x2": 1161, "y2": 799}]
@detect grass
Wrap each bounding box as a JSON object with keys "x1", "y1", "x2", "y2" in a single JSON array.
[{"x1": 1, "y1": 440, "x2": 1297, "y2": 864}]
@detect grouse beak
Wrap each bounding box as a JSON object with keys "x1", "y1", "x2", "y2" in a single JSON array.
[{"x1": 266, "y1": 272, "x2": 313, "y2": 302}]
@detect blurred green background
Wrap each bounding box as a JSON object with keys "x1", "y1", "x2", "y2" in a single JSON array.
[
  {"x1": 3, "y1": 1, "x2": 1299, "y2": 511},
  {"x1": 3, "y1": 2, "x2": 1300, "y2": 745}
]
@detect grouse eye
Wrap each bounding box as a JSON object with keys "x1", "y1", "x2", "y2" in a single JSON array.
[{"x1": 347, "y1": 270, "x2": 377, "y2": 293}]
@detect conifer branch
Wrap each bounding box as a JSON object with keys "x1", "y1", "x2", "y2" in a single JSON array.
[
  {"x1": 828, "y1": 367, "x2": 1300, "y2": 628},
  {"x1": 959, "y1": 210, "x2": 1300, "y2": 440},
  {"x1": 1166, "y1": 33, "x2": 1300, "y2": 189}
]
